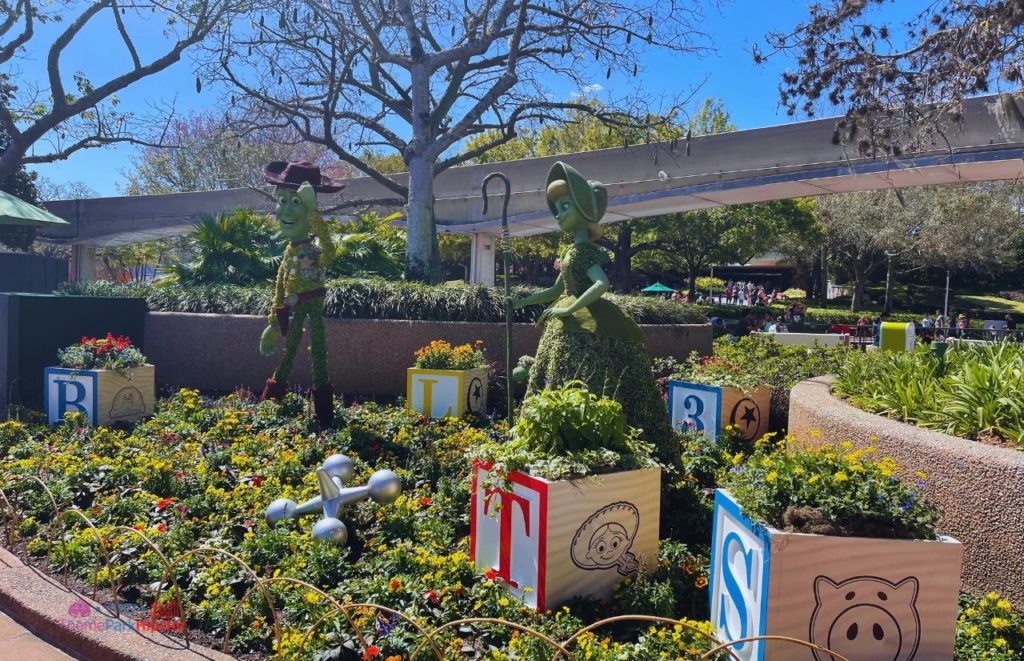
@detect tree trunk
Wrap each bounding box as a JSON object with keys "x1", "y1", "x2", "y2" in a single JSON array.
[
  {"x1": 851, "y1": 263, "x2": 867, "y2": 312},
  {"x1": 818, "y1": 246, "x2": 828, "y2": 306},
  {"x1": 687, "y1": 271, "x2": 698, "y2": 301},
  {"x1": 404, "y1": 153, "x2": 441, "y2": 282},
  {"x1": 0, "y1": 140, "x2": 24, "y2": 184},
  {"x1": 883, "y1": 255, "x2": 895, "y2": 314},
  {"x1": 404, "y1": 60, "x2": 441, "y2": 283},
  {"x1": 610, "y1": 223, "x2": 633, "y2": 292}
]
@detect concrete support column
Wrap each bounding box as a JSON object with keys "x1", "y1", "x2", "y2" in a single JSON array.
[
  {"x1": 69, "y1": 244, "x2": 97, "y2": 282},
  {"x1": 469, "y1": 232, "x2": 496, "y2": 286}
]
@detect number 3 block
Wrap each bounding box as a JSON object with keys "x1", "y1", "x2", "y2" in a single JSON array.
[{"x1": 668, "y1": 380, "x2": 770, "y2": 443}]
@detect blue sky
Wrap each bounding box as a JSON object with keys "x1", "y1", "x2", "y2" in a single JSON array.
[{"x1": 21, "y1": 1, "x2": 856, "y2": 196}]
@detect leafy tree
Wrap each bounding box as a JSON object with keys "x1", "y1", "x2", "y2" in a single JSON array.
[
  {"x1": 815, "y1": 190, "x2": 903, "y2": 312},
  {"x1": 165, "y1": 209, "x2": 282, "y2": 285},
  {"x1": 124, "y1": 114, "x2": 337, "y2": 195},
  {"x1": 99, "y1": 240, "x2": 175, "y2": 282},
  {"x1": 209, "y1": 0, "x2": 711, "y2": 282},
  {"x1": 0, "y1": 1, "x2": 242, "y2": 182},
  {"x1": 758, "y1": 0, "x2": 1024, "y2": 154},
  {"x1": 637, "y1": 198, "x2": 819, "y2": 300},
  {"x1": 817, "y1": 184, "x2": 1023, "y2": 312},
  {"x1": 467, "y1": 98, "x2": 732, "y2": 291},
  {"x1": 35, "y1": 177, "x2": 96, "y2": 201},
  {"x1": 0, "y1": 78, "x2": 38, "y2": 250}
]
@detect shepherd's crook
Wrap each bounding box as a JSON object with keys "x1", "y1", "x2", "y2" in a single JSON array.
[{"x1": 481, "y1": 172, "x2": 514, "y2": 427}]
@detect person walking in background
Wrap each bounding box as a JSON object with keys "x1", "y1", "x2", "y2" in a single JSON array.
[
  {"x1": 921, "y1": 313, "x2": 933, "y2": 330},
  {"x1": 957, "y1": 312, "x2": 969, "y2": 339},
  {"x1": 873, "y1": 312, "x2": 890, "y2": 347}
]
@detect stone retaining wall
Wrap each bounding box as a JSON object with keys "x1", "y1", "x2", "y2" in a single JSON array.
[
  {"x1": 145, "y1": 312, "x2": 711, "y2": 396},
  {"x1": 789, "y1": 376, "x2": 1024, "y2": 603}
]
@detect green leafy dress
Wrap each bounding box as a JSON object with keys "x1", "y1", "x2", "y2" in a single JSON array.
[{"x1": 526, "y1": 243, "x2": 673, "y2": 460}]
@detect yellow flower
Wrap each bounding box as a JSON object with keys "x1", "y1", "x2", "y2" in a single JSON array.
[
  {"x1": 498, "y1": 597, "x2": 510, "y2": 606},
  {"x1": 998, "y1": 599, "x2": 1012, "y2": 611},
  {"x1": 840, "y1": 441, "x2": 853, "y2": 449},
  {"x1": 810, "y1": 429, "x2": 821, "y2": 438},
  {"x1": 991, "y1": 616, "x2": 1010, "y2": 630},
  {"x1": 808, "y1": 475, "x2": 820, "y2": 484},
  {"x1": 915, "y1": 470, "x2": 927, "y2": 480},
  {"x1": 988, "y1": 591, "x2": 1001, "y2": 601},
  {"x1": 303, "y1": 591, "x2": 321, "y2": 605},
  {"x1": 966, "y1": 608, "x2": 977, "y2": 618},
  {"x1": 995, "y1": 638, "x2": 1007, "y2": 647},
  {"x1": 833, "y1": 471, "x2": 849, "y2": 483},
  {"x1": 792, "y1": 467, "x2": 805, "y2": 475},
  {"x1": 966, "y1": 625, "x2": 979, "y2": 637},
  {"x1": 765, "y1": 471, "x2": 778, "y2": 484}
]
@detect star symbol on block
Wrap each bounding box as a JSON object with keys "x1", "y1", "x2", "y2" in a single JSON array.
[{"x1": 739, "y1": 405, "x2": 757, "y2": 428}]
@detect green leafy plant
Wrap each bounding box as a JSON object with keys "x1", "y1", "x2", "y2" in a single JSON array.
[
  {"x1": 474, "y1": 382, "x2": 659, "y2": 481},
  {"x1": 163, "y1": 209, "x2": 282, "y2": 285},
  {"x1": 659, "y1": 336, "x2": 850, "y2": 392},
  {"x1": 723, "y1": 440, "x2": 941, "y2": 540},
  {"x1": 835, "y1": 343, "x2": 1024, "y2": 446},
  {"x1": 956, "y1": 592, "x2": 1024, "y2": 660},
  {"x1": 57, "y1": 333, "x2": 146, "y2": 377}
]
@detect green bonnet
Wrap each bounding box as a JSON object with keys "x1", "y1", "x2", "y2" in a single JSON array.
[{"x1": 546, "y1": 161, "x2": 608, "y2": 224}]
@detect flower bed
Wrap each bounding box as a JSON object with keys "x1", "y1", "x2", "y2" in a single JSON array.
[{"x1": 0, "y1": 392, "x2": 721, "y2": 659}]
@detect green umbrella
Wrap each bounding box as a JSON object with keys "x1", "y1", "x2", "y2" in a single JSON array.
[
  {"x1": 641, "y1": 282, "x2": 676, "y2": 294},
  {"x1": 0, "y1": 190, "x2": 70, "y2": 226}
]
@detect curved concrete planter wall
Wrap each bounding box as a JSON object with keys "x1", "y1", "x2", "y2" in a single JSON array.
[
  {"x1": 789, "y1": 376, "x2": 1024, "y2": 603},
  {"x1": 144, "y1": 312, "x2": 711, "y2": 396}
]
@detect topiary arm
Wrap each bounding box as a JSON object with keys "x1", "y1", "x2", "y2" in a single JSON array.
[
  {"x1": 512, "y1": 274, "x2": 565, "y2": 309},
  {"x1": 270, "y1": 258, "x2": 287, "y2": 323},
  {"x1": 561, "y1": 264, "x2": 609, "y2": 315}
]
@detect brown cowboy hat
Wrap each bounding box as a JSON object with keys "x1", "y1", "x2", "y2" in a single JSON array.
[{"x1": 264, "y1": 161, "x2": 346, "y2": 193}]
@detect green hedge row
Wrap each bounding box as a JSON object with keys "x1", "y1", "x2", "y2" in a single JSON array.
[{"x1": 57, "y1": 279, "x2": 709, "y2": 325}]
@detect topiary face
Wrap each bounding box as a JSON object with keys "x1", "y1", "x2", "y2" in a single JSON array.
[
  {"x1": 551, "y1": 193, "x2": 586, "y2": 235},
  {"x1": 273, "y1": 185, "x2": 313, "y2": 241}
]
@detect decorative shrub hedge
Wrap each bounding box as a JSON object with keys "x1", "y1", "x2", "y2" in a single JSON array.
[{"x1": 57, "y1": 279, "x2": 709, "y2": 325}]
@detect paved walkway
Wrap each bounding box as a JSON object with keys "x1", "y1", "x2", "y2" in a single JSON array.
[{"x1": 0, "y1": 606, "x2": 74, "y2": 659}]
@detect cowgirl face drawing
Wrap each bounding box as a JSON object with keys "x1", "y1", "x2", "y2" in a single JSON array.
[{"x1": 585, "y1": 522, "x2": 630, "y2": 564}]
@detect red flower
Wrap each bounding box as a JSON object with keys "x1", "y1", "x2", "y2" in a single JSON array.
[
  {"x1": 424, "y1": 589, "x2": 439, "y2": 604},
  {"x1": 418, "y1": 496, "x2": 431, "y2": 507},
  {"x1": 133, "y1": 523, "x2": 144, "y2": 531},
  {"x1": 362, "y1": 644, "x2": 380, "y2": 660},
  {"x1": 251, "y1": 476, "x2": 264, "y2": 487},
  {"x1": 484, "y1": 568, "x2": 498, "y2": 581},
  {"x1": 174, "y1": 471, "x2": 184, "y2": 481},
  {"x1": 156, "y1": 498, "x2": 175, "y2": 510},
  {"x1": 155, "y1": 523, "x2": 167, "y2": 533}
]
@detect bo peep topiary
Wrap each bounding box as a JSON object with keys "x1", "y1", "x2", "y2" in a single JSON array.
[{"x1": 512, "y1": 161, "x2": 673, "y2": 464}]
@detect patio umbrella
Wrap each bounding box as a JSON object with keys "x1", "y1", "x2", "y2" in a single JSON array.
[
  {"x1": 0, "y1": 190, "x2": 69, "y2": 251},
  {"x1": 641, "y1": 282, "x2": 676, "y2": 295},
  {"x1": 0, "y1": 190, "x2": 70, "y2": 227}
]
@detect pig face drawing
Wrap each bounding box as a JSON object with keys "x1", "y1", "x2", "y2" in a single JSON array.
[{"x1": 809, "y1": 575, "x2": 920, "y2": 661}]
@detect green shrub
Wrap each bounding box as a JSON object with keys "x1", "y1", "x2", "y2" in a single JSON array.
[
  {"x1": 722, "y1": 441, "x2": 941, "y2": 540},
  {"x1": 834, "y1": 343, "x2": 1024, "y2": 446},
  {"x1": 657, "y1": 335, "x2": 851, "y2": 391},
  {"x1": 57, "y1": 279, "x2": 709, "y2": 325},
  {"x1": 474, "y1": 382, "x2": 659, "y2": 481}
]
